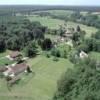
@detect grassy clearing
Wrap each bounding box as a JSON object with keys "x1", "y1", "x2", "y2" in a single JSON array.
[
  {"x1": 0, "y1": 57, "x2": 14, "y2": 66},
  {"x1": 33, "y1": 10, "x2": 74, "y2": 16},
  {"x1": 66, "y1": 21, "x2": 98, "y2": 37},
  {"x1": 0, "y1": 55, "x2": 73, "y2": 100},
  {"x1": 46, "y1": 10, "x2": 74, "y2": 16},
  {"x1": 28, "y1": 15, "x2": 98, "y2": 37},
  {"x1": 45, "y1": 34, "x2": 59, "y2": 41},
  {"x1": 28, "y1": 15, "x2": 65, "y2": 29},
  {"x1": 0, "y1": 50, "x2": 14, "y2": 66}
]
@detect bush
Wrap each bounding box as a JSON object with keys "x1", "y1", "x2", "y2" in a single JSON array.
[
  {"x1": 46, "y1": 53, "x2": 51, "y2": 58},
  {"x1": 54, "y1": 58, "x2": 100, "y2": 100},
  {"x1": 53, "y1": 57, "x2": 59, "y2": 62},
  {"x1": 51, "y1": 48, "x2": 61, "y2": 58}
]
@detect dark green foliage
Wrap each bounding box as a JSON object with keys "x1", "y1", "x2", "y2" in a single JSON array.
[
  {"x1": 54, "y1": 58, "x2": 100, "y2": 100},
  {"x1": 25, "y1": 41, "x2": 38, "y2": 57},
  {"x1": 76, "y1": 25, "x2": 81, "y2": 32},
  {"x1": 41, "y1": 38, "x2": 52, "y2": 50},
  {"x1": 51, "y1": 48, "x2": 61, "y2": 57},
  {"x1": 0, "y1": 37, "x2": 6, "y2": 52},
  {"x1": 93, "y1": 30, "x2": 100, "y2": 40},
  {"x1": 0, "y1": 19, "x2": 46, "y2": 51}
]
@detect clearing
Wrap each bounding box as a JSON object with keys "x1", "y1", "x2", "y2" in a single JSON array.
[
  {"x1": 27, "y1": 15, "x2": 98, "y2": 37},
  {"x1": 0, "y1": 55, "x2": 73, "y2": 100}
]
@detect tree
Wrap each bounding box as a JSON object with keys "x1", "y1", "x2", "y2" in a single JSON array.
[
  {"x1": 54, "y1": 58, "x2": 100, "y2": 100},
  {"x1": 76, "y1": 25, "x2": 81, "y2": 32},
  {"x1": 25, "y1": 41, "x2": 38, "y2": 57},
  {"x1": 0, "y1": 37, "x2": 6, "y2": 52},
  {"x1": 41, "y1": 38, "x2": 52, "y2": 50},
  {"x1": 51, "y1": 48, "x2": 61, "y2": 57}
]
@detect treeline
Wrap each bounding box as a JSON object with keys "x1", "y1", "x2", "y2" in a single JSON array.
[
  {"x1": 77, "y1": 30, "x2": 100, "y2": 53},
  {"x1": 35, "y1": 11, "x2": 100, "y2": 28},
  {"x1": 0, "y1": 18, "x2": 46, "y2": 52},
  {"x1": 54, "y1": 57, "x2": 100, "y2": 100},
  {"x1": 53, "y1": 30, "x2": 100, "y2": 100},
  {"x1": 0, "y1": 5, "x2": 100, "y2": 16}
]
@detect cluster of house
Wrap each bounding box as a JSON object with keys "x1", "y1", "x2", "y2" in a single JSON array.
[
  {"x1": 53, "y1": 27, "x2": 76, "y2": 47},
  {"x1": 0, "y1": 51, "x2": 31, "y2": 85}
]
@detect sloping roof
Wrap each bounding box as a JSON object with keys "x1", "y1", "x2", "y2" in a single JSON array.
[
  {"x1": 10, "y1": 51, "x2": 21, "y2": 58},
  {"x1": 10, "y1": 63, "x2": 28, "y2": 75},
  {"x1": 80, "y1": 51, "x2": 88, "y2": 59}
]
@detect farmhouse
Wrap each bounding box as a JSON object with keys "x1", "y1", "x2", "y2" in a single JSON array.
[
  {"x1": 9, "y1": 51, "x2": 22, "y2": 60},
  {"x1": 3, "y1": 63, "x2": 30, "y2": 77},
  {"x1": 79, "y1": 51, "x2": 88, "y2": 59},
  {"x1": 63, "y1": 28, "x2": 74, "y2": 40}
]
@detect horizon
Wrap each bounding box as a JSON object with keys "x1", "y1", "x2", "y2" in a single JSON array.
[
  {"x1": 0, "y1": 4, "x2": 100, "y2": 7},
  {"x1": 0, "y1": 0, "x2": 100, "y2": 6}
]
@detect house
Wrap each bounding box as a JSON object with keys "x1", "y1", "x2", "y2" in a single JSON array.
[
  {"x1": 63, "y1": 28, "x2": 74, "y2": 40},
  {"x1": 7, "y1": 51, "x2": 22, "y2": 60},
  {"x1": 79, "y1": 51, "x2": 88, "y2": 59},
  {"x1": 3, "y1": 63, "x2": 30, "y2": 78}
]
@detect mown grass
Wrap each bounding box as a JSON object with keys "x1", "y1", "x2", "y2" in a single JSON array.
[
  {"x1": 0, "y1": 55, "x2": 73, "y2": 100},
  {"x1": 0, "y1": 57, "x2": 14, "y2": 66},
  {"x1": 28, "y1": 15, "x2": 98, "y2": 37},
  {"x1": 0, "y1": 50, "x2": 14, "y2": 66},
  {"x1": 28, "y1": 15, "x2": 65, "y2": 29}
]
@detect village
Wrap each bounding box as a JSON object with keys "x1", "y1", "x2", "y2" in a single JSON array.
[{"x1": 0, "y1": 25, "x2": 89, "y2": 87}]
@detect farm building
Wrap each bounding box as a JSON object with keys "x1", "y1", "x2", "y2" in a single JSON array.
[
  {"x1": 7, "y1": 51, "x2": 22, "y2": 60},
  {"x1": 79, "y1": 51, "x2": 88, "y2": 59},
  {"x1": 3, "y1": 63, "x2": 30, "y2": 78},
  {"x1": 63, "y1": 28, "x2": 75, "y2": 40}
]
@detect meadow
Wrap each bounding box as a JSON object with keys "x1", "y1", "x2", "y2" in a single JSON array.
[
  {"x1": 0, "y1": 55, "x2": 73, "y2": 100},
  {"x1": 28, "y1": 15, "x2": 98, "y2": 37}
]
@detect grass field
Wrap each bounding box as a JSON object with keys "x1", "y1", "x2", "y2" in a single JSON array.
[
  {"x1": 28, "y1": 15, "x2": 98, "y2": 37},
  {"x1": 0, "y1": 57, "x2": 14, "y2": 66},
  {"x1": 0, "y1": 55, "x2": 73, "y2": 100},
  {"x1": 0, "y1": 51, "x2": 14, "y2": 66}
]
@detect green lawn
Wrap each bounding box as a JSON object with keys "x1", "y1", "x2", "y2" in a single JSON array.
[
  {"x1": 28, "y1": 15, "x2": 65, "y2": 29},
  {"x1": 66, "y1": 21, "x2": 98, "y2": 37},
  {"x1": 0, "y1": 55, "x2": 73, "y2": 100},
  {"x1": 33, "y1": 10, "x2": 74, "y2": 17},
  {"x1": 0, "y1": 57, "x2": 14, "y2": 66},
  {"x1": 28, "y1": 15, "x2": 98, "y2": 37},
  {"x1": 0, "y1": 51, "x2": 14, "y2": 66}
]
